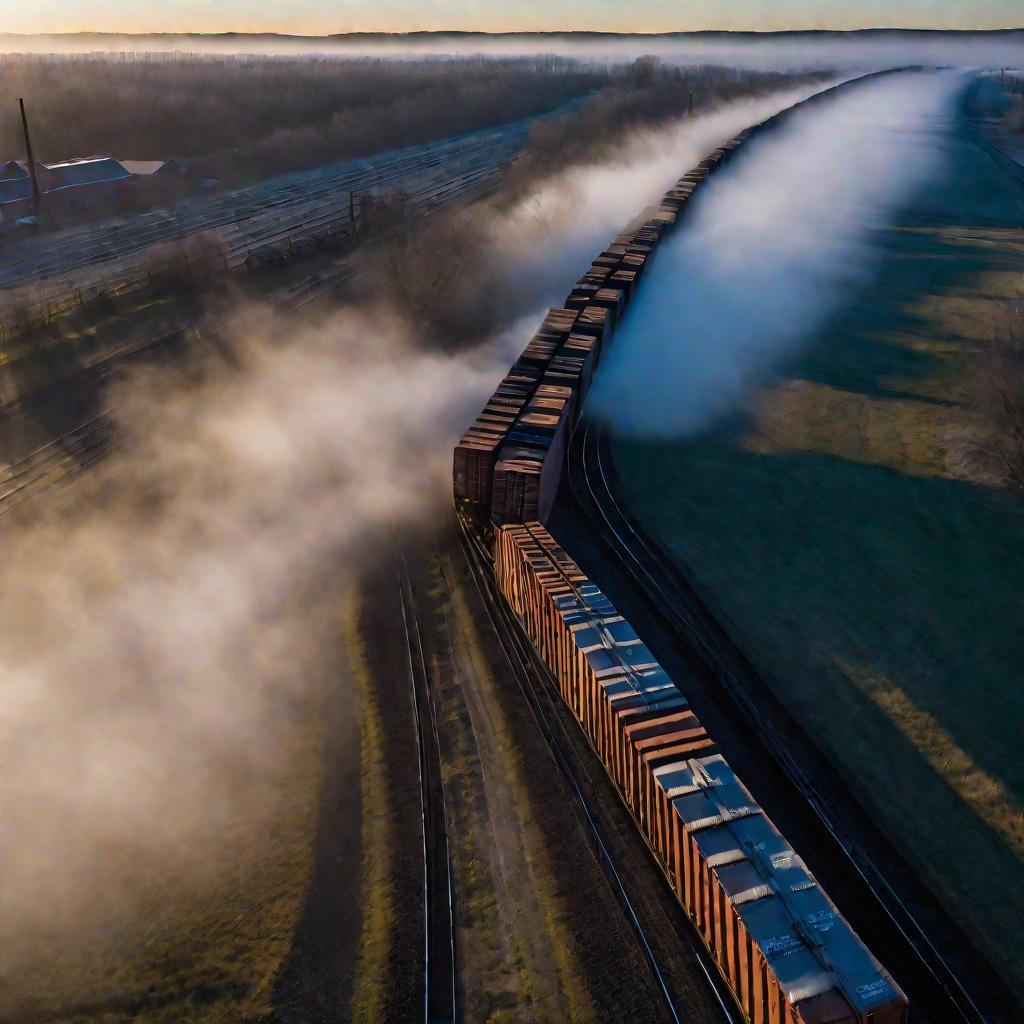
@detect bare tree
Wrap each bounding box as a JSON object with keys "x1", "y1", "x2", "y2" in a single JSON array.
[
  {"x1": 0, "y1": 57, "x2": 606, "y2": 186},
  {"x1": 962, "y1": 306, "x2": 1024, "y2": 489},
  {"x1": 500, "y1": 64, "x2": 828, "y2": 204},
  {"x1": 356, "y1": 194, "x2": 496, "y2": 347},
  {"x1": 0, "y1": 282, "x2": 47, "y2": 344},
  {"x1": 141, "y1": 231, "x2": 225, "y2": 293}
]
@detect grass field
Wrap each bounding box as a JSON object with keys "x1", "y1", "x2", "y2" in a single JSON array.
[
  {"x1": 0, "y1": 687, "x2": 332, "y2": 1024},
  {"x1": 609, "y1": 86, "x2": 1024, "y2": 994},
  {"x1": 0, "y1": 587, "x2": 369, "y2": 1024}
]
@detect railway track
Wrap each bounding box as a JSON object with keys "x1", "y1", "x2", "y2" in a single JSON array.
[
  {"x1": 396, "y1": 548, "x2": 457, "y2": 1024},
  {"x1": 567, "y1": 418, "x2": 998, "y2": 1024},
  {"x1": 455, "y1": 514, "x2": 737, "y2": 1024},
  {"x1": 0, "y1": 414, "x2": 116, "y2": 519},
  {"x1": 0, "y1": 147, "x2": 507, "y2": 519},
  {"x1": 0, "y1": 106, "x2": 554, "y2": 326}
]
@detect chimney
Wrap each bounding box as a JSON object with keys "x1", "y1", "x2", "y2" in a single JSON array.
[{"x1": 19, "y1": 97, "x2": 44, "y2": 217}]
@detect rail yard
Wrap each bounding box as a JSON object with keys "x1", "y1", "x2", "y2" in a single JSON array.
[
  {"x1": 2, "y1": 26, "x2": 1022, "y2": 1024},
  {"x1": 0, "y1": 112, "x2": 540, "y2": 335}
]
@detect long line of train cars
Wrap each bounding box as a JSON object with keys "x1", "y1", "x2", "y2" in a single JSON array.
[
  {"x1": 452, "y1": 70, "x2": 915, "y2": 1024},
  {"x1": 494, "y1": 522, "x2": 908, "y2": 1024}
]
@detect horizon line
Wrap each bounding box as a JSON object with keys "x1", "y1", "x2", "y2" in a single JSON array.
[{"x1": 4, "y1": 27, "x2": 1024, "y2": 39}]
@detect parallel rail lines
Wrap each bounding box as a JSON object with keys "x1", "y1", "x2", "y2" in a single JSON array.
[
  {"x1": 455, "y1": 514, "x2": 736, "y2": 1024},
  {"x1": 569, "y1": 419, "x2": 993, "y2": 1024},
  {"x1": 397, "y1": 550, "x2": 457, "y2": 1024},
  {"x1": 0, "y1": 141, "x2": 510, "y2": 520},
  {"x1": 0, "y1": 118, "x2": 533, "y2": 329}
]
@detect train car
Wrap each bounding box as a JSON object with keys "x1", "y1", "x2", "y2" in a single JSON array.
[
  {"x1": 493, "y1": 521, "x2": 909, "y2": 1024},
  {"x1": 453, "y1": 120, "x2": 760, "y2": 529}
]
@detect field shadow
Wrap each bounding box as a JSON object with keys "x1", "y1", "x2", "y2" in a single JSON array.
[
  {"x1": 271, "y1": 668, "x2": 362, "y2": 1024},
  {"x1": 622, "y1": 440, "x2": 1024, "y2": 801},
  {"x1": 777, "y1": 77, "x2": 1024, "y2": 410}
]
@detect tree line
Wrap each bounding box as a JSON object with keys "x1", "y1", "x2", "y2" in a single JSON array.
[{"x1": 0, "y1": 56, "x2": 607, "y2": 185}]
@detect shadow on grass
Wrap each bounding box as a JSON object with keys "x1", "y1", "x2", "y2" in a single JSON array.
[
  {"x1": 774, "y1": 78, "x2": 1024, "y2": 410},
  {"x1": 788, "y1": 226, "x2": 1023, "y2": 407},
  {"x1": 613, "y1": 440, "x2": 1024, "y2": 995},
  {"x1": 618, "y1": 441, "x2": 1024, "y2": 799}
]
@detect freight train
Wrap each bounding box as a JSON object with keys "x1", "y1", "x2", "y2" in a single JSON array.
[
  {"x1": 453, "y1": 71, "x2": 914, "y2": 1024},
  {"x1": 495, "y1": 522, "x2": 908, "y2": 1024}
]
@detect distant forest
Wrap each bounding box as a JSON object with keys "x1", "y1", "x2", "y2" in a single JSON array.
[
  {"x1": 0, "y1": 57, "x2": 607, "y2": 184},
  {"x1": 0, "y1": 56, "x2": 817, "y2": 187}
]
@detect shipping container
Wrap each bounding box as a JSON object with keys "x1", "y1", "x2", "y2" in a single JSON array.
[{"x1": 493, "y1": 522, "x2": 910, "y2": 1024}]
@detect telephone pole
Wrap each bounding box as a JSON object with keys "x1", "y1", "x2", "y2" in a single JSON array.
[{"x1": 18, "y1": 98, "x2": 43, "y2": 218}]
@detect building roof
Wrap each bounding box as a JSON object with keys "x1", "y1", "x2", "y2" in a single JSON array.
[
  {"x1": 0, "y1": 176, "x2": 32, "y2": 205},
  {"x1": 45, "y1": 157, "x2": 131, "y2": 186},
  {"x1": 120, "y1": 160, "x2": 165, "y2": 176},
  {"x1": 0, "y1": 159, "x2": 55, "y2": 181},
  {"x1": 123, "y1": 158, "x2": 183, "y2": 176},
  {"x1": 0, "y1": 160, "x2": 27, "y2": 180}
]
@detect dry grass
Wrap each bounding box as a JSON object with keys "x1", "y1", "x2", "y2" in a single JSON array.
[
  {"x1": 741, "y1": 378, "x2": 951, "y2": 478},
  {"x1": 440, "y1": 554, "x2": 593, "y2": 1023},
  {"x1": 0, "y1": 685, "x2": 329, "y2": 1024},
  {"x1": 835, "y1": 660, "x2": 1024, "y2": 861},
  {"x1": 346, "y1": 593, "x2": 399, "y2": 1024}
]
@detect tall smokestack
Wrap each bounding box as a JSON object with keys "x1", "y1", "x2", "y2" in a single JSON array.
[{"x1": 19, "y1": 98, "x2": 43, "y2": 218}]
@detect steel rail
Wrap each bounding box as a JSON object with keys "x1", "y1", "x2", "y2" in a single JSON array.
[
  {"x1": 455, "y1": 513, "x2": 735, "y2": 1024},
  {"x1": 396, "y1": 548, "x2": 457, "y2": 1024},
  {"x1": 0, "y1": 123, "x2": 530, "y2": 299},
  {"x1": 570, "y1": 417, "x2": 991, "y2": 1024},
  {"x1": 0, "y1": 148, "x2": 508, "y2": 516},
  {"x1": 0, "y1": 136, "x2": 517, "y2": 335}
]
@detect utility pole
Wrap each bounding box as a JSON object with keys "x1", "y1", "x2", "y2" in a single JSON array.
[{"x1": 18, "y1": 98, "x2": 43, "y2": 219}]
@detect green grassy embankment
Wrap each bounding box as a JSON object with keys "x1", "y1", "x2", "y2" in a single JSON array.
[{"x1": 610, "y1": 102, "x2": 1024, "y2": 994}]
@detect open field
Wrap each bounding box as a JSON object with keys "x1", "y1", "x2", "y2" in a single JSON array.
[
  {"x1": 8, "y1": 59, "x2": 1018, "y2": 1024},
  {"x1": 0, "y1": 606, "x2": 357, "y2": 1024},
  {"x1": 609, "y1": 78, "x2": 1024, "y2": 994}
]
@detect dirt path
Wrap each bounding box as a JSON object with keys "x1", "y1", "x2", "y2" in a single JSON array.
[
  {"x1": 406, "y1": 529, "x2": 673, "y2": 1024},
  {"x1": 424, "y1": 546, "x2": 584, "y2": 1023}
]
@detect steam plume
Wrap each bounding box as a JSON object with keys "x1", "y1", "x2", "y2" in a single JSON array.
[{"x1": 589, "y1": 72, "x2": 966, "y2": 437}]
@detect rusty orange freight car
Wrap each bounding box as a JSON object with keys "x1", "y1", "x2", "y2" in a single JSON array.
[{"x1": 494, "y1": 522, "x2": 909, "y2": 1024}]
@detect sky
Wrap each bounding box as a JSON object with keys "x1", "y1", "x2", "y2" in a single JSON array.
[{"x1": 1, "y1": 0, "x2": 1022, "y2": 36}]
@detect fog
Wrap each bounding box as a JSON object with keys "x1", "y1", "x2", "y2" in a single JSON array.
[
  {"x1": 0, "y1": 309, "x2": 540, "y2": 1004},
  {"x1": 0, "y1": 76, "x2": 840, "y2": 1006},
  {"x1": 2, "y1": 30, "x2": 1022, "y2": 72},
  {"x1": 588, "y1": 71, "x2": 966, "y2": 438},
  {"x1": 490, "y1": 80, "x2": 840, "y2": 308}
]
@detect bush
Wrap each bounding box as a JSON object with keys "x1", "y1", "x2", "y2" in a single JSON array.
[
  {"x1": 140, "y1": 232, "x2": 225, "y2": 293},
  {"x1": 964, "y1": 308, "x2": 1024, "y2": 489}
]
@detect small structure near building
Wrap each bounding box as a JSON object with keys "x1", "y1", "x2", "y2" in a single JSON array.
[{"x1": 0, "y1": 154, "x2": 188, "y2": 230}]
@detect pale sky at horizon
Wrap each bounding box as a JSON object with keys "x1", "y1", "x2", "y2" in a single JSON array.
[{"x1": 1, "y1": 0, "x2": 1022, "y2": 36}]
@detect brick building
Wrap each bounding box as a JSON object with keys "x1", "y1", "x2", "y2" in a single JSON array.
[{"x1": 0, "y1": 155, "x2": 186, "y2": 228}]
